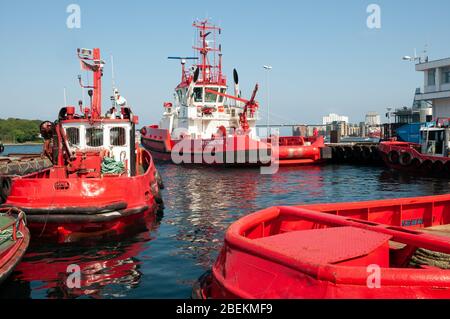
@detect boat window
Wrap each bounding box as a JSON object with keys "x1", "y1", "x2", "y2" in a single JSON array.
[
  {"x1": 65, "y1": 127, "x2": 79, "y2": 146},
  {"x1": 428, "y1": 131, "x2": 436, "y2": 141},
  {"x1": 193, "y1": 87, "x2": 203, "y2": 102},
  {"x1": 176, "y1": 90, "x2": 183, "y2": 103},
  {"x1": 205, "y1": 87, "x2": 219, "y2": 103},
  {"x1": 86, "y1": 128, "x2": 103, "y2": 147},
  {"x1": 219, "y1": 88, "x2": 226, "y2": 103},
  {"x1": 110, "y1": 127, "x2": 126, "y2": 146}
]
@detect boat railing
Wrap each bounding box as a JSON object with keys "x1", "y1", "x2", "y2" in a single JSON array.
[{"x1": 0, "y1": 207, "x2": 26, "y2": 242}]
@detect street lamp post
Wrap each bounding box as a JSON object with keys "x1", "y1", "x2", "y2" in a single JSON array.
[{"x1": 263, "y1": 65, "x2": 272, "y2": 136}]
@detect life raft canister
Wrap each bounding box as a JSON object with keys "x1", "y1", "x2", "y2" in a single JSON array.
[
  {"x1": 399, "y1": 152, "x2": 413, "y2": 166},
  {"x1": 387, "y1": 150, "x2": 400, "y2": 164}
]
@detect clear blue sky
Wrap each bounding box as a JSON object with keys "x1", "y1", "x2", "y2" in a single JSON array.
[{"x1": 1, "y1": 0, "x2": 450, "y2": 125}]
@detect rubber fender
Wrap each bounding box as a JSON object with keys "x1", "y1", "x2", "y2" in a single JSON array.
[
  {"x1": 387, "y1": 151, "x2": 400, "y2": 164},
  {"x1": 399, "y1": 152, "x2": 413, "y2": 166}
]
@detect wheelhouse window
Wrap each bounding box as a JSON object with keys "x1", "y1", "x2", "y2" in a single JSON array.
[
  {"x1": 219, "y1": 88, "x2": 226, "y2": 103},
  {"x1": 193, "y1": 87, "x2": 203, "y2": 102},
  {"x1": 176, "y1": 89, "x2": 183, "y2": 103},
  {"x1": 65, "y1": 127, "x2": 80, "y2": 146},
  {"x1": 205, "y1": 87, "x2": 219, "y2": 103},
  {"x1": 86, "y1": 127, "x2": 103, "y2": 147},
  {"x1": 110, "y1": 127, "x2": 126, "y2": 146}
]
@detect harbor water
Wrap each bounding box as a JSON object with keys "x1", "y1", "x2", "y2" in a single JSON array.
[{"x1": 1, "y1": 144, "x2": 450, "y2": 298}]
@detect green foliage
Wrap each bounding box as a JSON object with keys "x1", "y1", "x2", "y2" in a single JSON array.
[{"x1": 0, "y1": 118, "x2": 43, "y2": 144}]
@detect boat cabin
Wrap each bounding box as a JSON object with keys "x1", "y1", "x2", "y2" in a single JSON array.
[
  {"x1": 63, "y1": 121, "x2": 132, "y2": 172},
  {"x1": 420, "y1": 118, "x2": 450, "y2": 157}
]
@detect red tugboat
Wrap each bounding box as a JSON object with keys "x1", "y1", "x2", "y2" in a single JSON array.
[
  {"x1": 379, "y1": 118, "x2": 450, "y2": 175},
  {"x1": 0, "y1": 207, "x2": 29, "y2": 285},
  {"x1": 195, "y1": 195, "x2": 450, "y2": 299},
  {"x1": 3, "y1": 48, "x2": 163, "y2": 242},
  {"x1": 141, "y1": 20, "x2": 329, "y2": 166}
]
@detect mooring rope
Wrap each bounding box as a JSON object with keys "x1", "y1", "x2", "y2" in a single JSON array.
[
  {"x1": 101, "y1": 157, "x2": 125, "y2": 174},
  {"x1": 410, "y1": 248, "x2": 450, "y2": 269},
  {"x1": 0, "y1": 212, "x2": 23, "y2": 245}
]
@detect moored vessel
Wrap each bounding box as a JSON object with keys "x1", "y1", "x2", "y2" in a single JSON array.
[
  {"x1": 379, "y1": 118, "x2": 450, "y2": 176},
  {"x1": 195, "y1": 195, "x2": 450, "y2": 299},
  {"x1": 3, "y1": 48, "x2": 163, "y2": 242},
  {"x1": 141, "y1": 20, "x2": 329, "y2": 167},
  {"x1": 0, "y1": 207, "x2": 29, "y2": 285}
]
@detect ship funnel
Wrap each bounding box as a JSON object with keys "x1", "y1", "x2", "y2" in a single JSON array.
[
  {"x1": 233, "y1": 69, "x2": 240, "y2": 98},
  {"x1": 193, "y1": 67, "x2": 200, "y2": 83}
]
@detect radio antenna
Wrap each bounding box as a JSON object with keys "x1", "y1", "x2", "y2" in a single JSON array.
[{"x1": 111, "y1": 55, "x2": 116, "y2": 89}]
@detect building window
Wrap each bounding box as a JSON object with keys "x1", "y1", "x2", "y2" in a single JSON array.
[
  {"x1": 65, "y1": 127, "x2": 79, "y2": 146},
  {"x1": 428, "y1": 69, "x2": 436, "y2": 86},
  {"x1": 86, "y1": 128, "x2": 103, "y2": 147},
  {"x1": 443, "y1": 67, "x2": 450, "y2": 84},
  {"x1": 110, "y1": 127, "x2": 126, "y2": 146}
]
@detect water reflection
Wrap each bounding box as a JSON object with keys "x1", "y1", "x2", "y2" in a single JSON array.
[
  {"x1": 2, "y1": 214, "x2": 160, "y2": 299},
  {"x1": 3, "y1": 145, "x2": 450, "y2": 298}
]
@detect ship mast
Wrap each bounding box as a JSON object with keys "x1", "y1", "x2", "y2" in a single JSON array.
[
  {"x1": 192, "y1": 20, "x2": 222, "y2": 84},
  {"x1": 77, "y1": 48, "x2": 104, "y2": 119}
]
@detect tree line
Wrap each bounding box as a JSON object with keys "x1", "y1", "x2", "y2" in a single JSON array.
[{"x1": 0, "y1": 118, "x2": 43, "y2": 144}]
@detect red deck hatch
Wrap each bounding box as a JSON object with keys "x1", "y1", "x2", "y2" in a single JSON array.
[{"x1": 254, "y1": 226, "x2": 392, "y2": 266}]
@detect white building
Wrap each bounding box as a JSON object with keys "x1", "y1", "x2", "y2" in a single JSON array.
[
  {"x1": 365, "y1": 112, "x2": 381, "y2": 126},
  {"x1": 415, "y1": 57, "x2": 450, "y2": 119},
  {"x1": 322, "y1": 113, "x2": 349, "y2": 125}
]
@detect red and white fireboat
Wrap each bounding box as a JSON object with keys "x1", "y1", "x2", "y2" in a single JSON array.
[
  {"x1": 141, "y1": 20, "x2": 330, "y2": 167},
  {"x1": 3, "y1": 48, "x2": 163, "y2": 242}
]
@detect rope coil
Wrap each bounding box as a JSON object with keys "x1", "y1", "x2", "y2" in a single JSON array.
[
  {"x1": 101, "y1": 157, "x2": 125, "y2": 174},
  {"x1": 410, "y1": 248, "x2": 450, "y2": 269}
]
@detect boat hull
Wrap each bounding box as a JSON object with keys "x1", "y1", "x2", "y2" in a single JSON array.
[
  {"x1": 4, "y1": 149, "x2": 163, "y2": 242},
  {"x1": 197, "y1": 195, "x2": 450, "y2": 299},
  {"x1": 379, "y1": 141, "x2": 450, "y2": 176},
  {"x1": 141, "y1": 127, "x2": 271, "y2": 166},
  {"x1": 0, "y1": 209, "x2": 29, "y2": 285},
  {"x1": 141, "y1": 127, "x2": 330, "y2": 166}
]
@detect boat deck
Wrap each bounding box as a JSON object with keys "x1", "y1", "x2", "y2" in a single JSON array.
[{"x1": 0, "y1": 215, "x2": 15, "y2": 255}]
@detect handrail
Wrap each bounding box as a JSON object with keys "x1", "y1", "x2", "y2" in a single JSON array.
[{"x1": 0, "y1": 207, "x2": 26, "y2": 241}]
